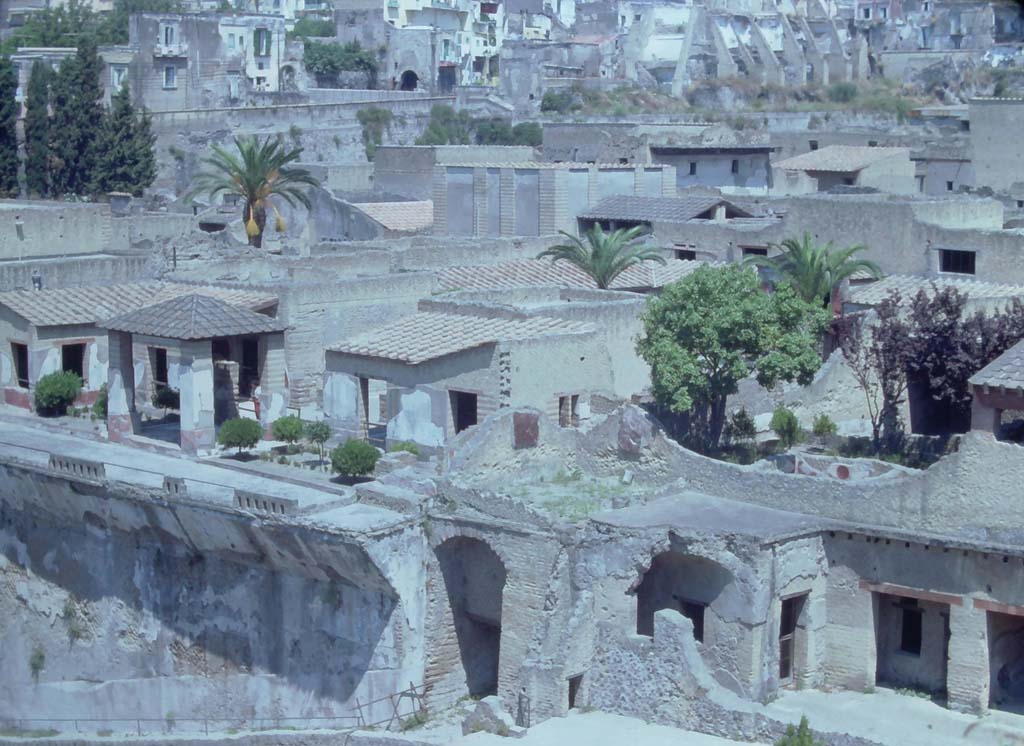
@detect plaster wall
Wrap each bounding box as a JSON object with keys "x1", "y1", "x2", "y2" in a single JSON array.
[
  {"x1": 970, "y1": 99, "x2": 1024, "y2": 193},
  {"x1": 0, "y1": 202, "x2": 115, "y2": 261}
]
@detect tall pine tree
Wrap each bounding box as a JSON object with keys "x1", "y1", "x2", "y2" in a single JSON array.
[
  {"x1": 90, "y1": 84, "x2": 156, "y2": 196},
  {"x1": 49, "y1": 38, "x2": 104, "y2": 196},
  {"x1": 24, "y1": 61, "x2": 51, "y2": 198},
  {"x1": 0, "y1": 58, "x2": 19, "y2": 197}
]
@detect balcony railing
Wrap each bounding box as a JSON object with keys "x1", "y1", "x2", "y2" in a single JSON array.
[{"x1": 153, "y1": 42, "x2": 188, "y2": 57}]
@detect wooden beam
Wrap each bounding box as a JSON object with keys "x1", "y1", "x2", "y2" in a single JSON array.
[{"x1": 858, "y1": 580, "x2": 964, "y2": 607}]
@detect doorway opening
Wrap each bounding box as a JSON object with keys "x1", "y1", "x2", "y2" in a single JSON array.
[
  {"x1": 450, "y1": 390, "x2": 478, "y2": 434},
  {"x1": 400, "y1": 69, "x2": 418, "y2": 90},
  {"x1": 779, "y1": 593, "x2": 808, "y2": 685}
]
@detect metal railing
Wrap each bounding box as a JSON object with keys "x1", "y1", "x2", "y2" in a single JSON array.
[{"x1": 2, "y1": 683, "x2": 427, "y2": 738}]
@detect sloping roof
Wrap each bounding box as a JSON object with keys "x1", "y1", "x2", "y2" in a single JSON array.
[
  {"x1": 848, "y1": 274, "x2": 1024, "y2": 307},
  {"x1": 350, "y1": 201, "x2": 434, "y2": 233},
  {"x1": 577, "y1": 195, "x2": 753, "y2": 224},
  {"x1": 330, "y1": 311, "x2": 591, "y2": 364},
  {"x1": 970, "y1": 340, "x2": 1024, "y2": 391},
  {"x1": 437, "y1": 258, "x2": 720, "y2": 292},
  {"x1": 0, "y1": 282, "x2": 277, "y2": 328},
  {"x1": 102, "y1": 294, "x2": 287, "y2": 340},
  {"x1": 774, "y1": 146, "x2": 910, "y2": 173}
]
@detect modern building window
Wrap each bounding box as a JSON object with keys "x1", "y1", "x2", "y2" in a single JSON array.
[
  {"x1": 110, "y1": 65, "x2": 127, "y2": 89},
  {"x1": 163, "y1": 65, "x2": 177, "y2": 89},
  {"x1": 11, "y1": 342, "x2": 28, "y2": 388},
  {"x1": 939, "y1": 249, "x2": 976, "y2": 275},
  {"x1": 689, "y1": 161, "x2": 697, "y2": 176},
  {"x1": 62, "y1": 343, "x2": 86, "y2": 381},
  {"x1": 946, "y1": 180, "x2": 954, "y2": 192},
  {"x1": 862, "y1": 6, "x2": 871, "y2": 19},
  {"x1": 899, "y1": 599, "x2": 923, "y2": 656},
  {"x1": 634, "y1": 13, "x2": 641, "y2": 20},
  {"x1": 923, "y1": 1, "x2": 930, "y2": 10},
  {"x1": 254, "y1": 28, "x2": 272, "y2": 56},
  {"x1": 162, "y1": 23, "x2": 176, "y2": 45},
  {"x1": 879, "y1": 6, "x2": 887, "y2": 18},
  {"x1": 228, "y1": 33, "x2": 236, "y2": 50}
]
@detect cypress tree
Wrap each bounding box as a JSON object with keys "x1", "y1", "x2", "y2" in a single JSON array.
[
  {"x1": 0, "y1": 58, "x2": 19, "y2": 197},
  {"x1": 49, "y1": 38, "x2": 104, "y2": 196},
  {"x1": 24, "y1": 61, "x2": 51, "y2": 198},
  {"x1": 91, "y1": 84, "x2": 156, "y2": 196}
]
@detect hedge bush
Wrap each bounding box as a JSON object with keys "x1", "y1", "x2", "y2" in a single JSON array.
[
  {"x1": 151, "y1": 386, "x2": 180, "y2": 413},
  {"x1": 272, "y1": 415, "x2": 304, "y2": 446},
  {"x1": 812, "y1": 413, "x2": 837, "y2": 438},
  {"x1": 389, "y1": 440, "x2": 420, "y2": 457},
  {"x1": 331, "y1": 439, "x2": 380, "y2": 477},
  {"x1": 217, "y1": 417, "x2": 263, "y2": 455},
  {"x1": 770, "y1": 406, "x2": 802, "y2": 450},
  {"x1": 34, "y1": 371, "x2": 82, "y2": 415}
]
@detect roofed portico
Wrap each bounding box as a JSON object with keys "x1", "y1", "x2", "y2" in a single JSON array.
[{"x1": 102, "y1": 294, "x2": 287, "y2": 454}]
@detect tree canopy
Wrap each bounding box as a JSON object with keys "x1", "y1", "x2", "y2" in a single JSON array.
[
  {"x1": 90, "y1": 84, "x2": 157, "y2": 196},
  {"x1": 745, "y1": 232, "x2": 883, "y2": 307},
  {"x1": 0, "y1": 57, "x2": 19, "y2": 197},
  {"x1": 538, "y1": 225, "x2": 665, "y2": 290},
  {"x1": 637, "y1": 264, "x2": 829, "y2": 452},
  {"x1": 416, "y1": 105, "x2": 543, "y2": 146}
]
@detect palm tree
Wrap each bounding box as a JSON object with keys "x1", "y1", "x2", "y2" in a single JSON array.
[
  {"x1": 189, "y1": 135, "x2": 319, "y2": 248},
  {"x1": 537, "y1": 224, "x2": 667, "y2": 290},
  {"x1": 744, "y1": 232, "x2": 883, "y2": 308}
]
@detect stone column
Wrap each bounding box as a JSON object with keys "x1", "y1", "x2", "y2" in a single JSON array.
[
  {"x1": 323, "y1": 368, "x2": 362, "y2": 439},
  {"x1": 106, "y1": 331, "x2": 138, "y2": 442},
  {"x1": 259, "y1": 332, "x2": 288, "y2": 433},
  {"x1": 178, "y1": 339, "x2": 216, "y2": 454},
  {"x1": 947, "y1": 602, "x2": 989, "y2": 715}
]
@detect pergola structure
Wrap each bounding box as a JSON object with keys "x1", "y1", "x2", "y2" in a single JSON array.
[{"x1": 101, "y1": 294, "x2": 287, "y2": 454}]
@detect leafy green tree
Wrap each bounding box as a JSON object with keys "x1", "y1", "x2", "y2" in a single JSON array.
[
  {"x1": 473, "y1": 118, "x2": 542, "y2": 146},
  {"x1": 775, "y1": 716, "x2": 823, "y2": 746},
  {"x1": 217, "y1": 417, "x2": 263, "y2": 455},
  {"x1": 331, "y1": 439, "x2": 380, "y2": 477},
  {"x1": 723, "y1": 407, "x2": 756, "y2": 444},
  {"x1": 637, "y1": 265, "x2": 829, "y2": 452},
  {"x1": 744, "y1": 232, "x2": 883, "y2": 308},
  {"x1": 538, "y1": 224, "x2": 666, "y2": 290},
  {"x1": 90, "y1": 84, "x2": 157, "y2": 196},
  {"x1": 96, "y1": 0, "x2": 183, "y2": 45},
  {"x1": 812, "y1": 413, "x2": 837, "y2": 438},
  {"x1": 34, "y1": 371, "x2": 82, "y2": 415},
  {"x1": 2, "y1": 0, "x2": 95, "y2": 51},
  {"x1": 303, "y1": 40, "x2": 376, "y2": 86},
  {"x1": 356, "y1": 106, "x2": 392, "y2": 161},
  {"x1": 272, "y1": 415, "x2": 305, "y2": 449},
  {"x1": 510, "y1": 121, "x2": 542, "y2": 146},
  {"x1": 304, "y1": 420, "x2": 331, "y2": 466},
  {"x1": 415, "y1": 104, "x2": 473, "y2": 145},
  {"x1": 189, "y1": 135, "x2": 319, "y2": 248},
  {"x1": 770, "y1": 406, "x2": 801, "y2": 449},
  {"x1": 289, "y1": 17, "x2": 335, "y2": 39},
  {"x1": 49, "y1": 39, "x2": 105, "y2": 196},
  {"x1": 24, "y1": 61, "x2": 52, "y2": 197},
  {"x1": 0, "y1": 57, "x2": 19, "y2": 197},
  {"x1": 151, "y1": 386, "x2": 180, "y2": 416}
]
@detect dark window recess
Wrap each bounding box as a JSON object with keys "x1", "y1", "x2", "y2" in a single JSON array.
[
  {"x1": 689, "y1": 162, "x2": 697, "y2": 176},
  {"x1": 742, "y1": 247, "x2": 768, "y2": 257},
  {"x1": 809, "y1": 140, "x2": 819, "y2": 151},
  {"x1": 450, "y1": 390, "x2": 478, "y2": 433},
  {"x1": 899, "y1": 599, "x2": 923, "y2": 655},
  {"x1": 240, "y1": 337, "x2": 259, "y2": 396},
  {"x1": 1016, "y1": 200, "x2": 1023, "y2": 209},
  {"x1": 940, "y1": 249, "x2": 976, "y2": 275},
  {"x1": 558, "y1": 394, "x2": 579, "y2": 427},
  {"x1": 676, "y1": 599, "x2": 706, "y2": 642},
  {"x1": 568, "y1": 674, "x2": 583, "y2": 709},
  {"x1": 11, "y1": 342, "x2": 28, "y2": 388},
  {"x1": 152, "y1": 348, "x2": 169, "y2": 387},
  {"x1": 946, "y1": 180, "x2": 954, "y2": 192},
  {"x1": 731, "y1": 159, "x2": 739, "y2": 174},
  {"x1": 868, "y1": 140, "x2": 878, "y2": 147},
  {"x1": 843, "y1": 177, "x2": 855, "y2": 186},
  {"x1": 675, "y1": 249, "x2": 697, "y2": 261},
  {"x1": 212, "y1": 338, "x2": 230, "y2": 360},
  {"x1": 62, "y1": 343, "x2": 85, "y2": 380}
]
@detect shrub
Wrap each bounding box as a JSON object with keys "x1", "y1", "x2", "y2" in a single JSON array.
[
  {"x1": 826, "y1": 82, "x2": 857, "y2": 103},
  {"x1": 774, "y1": 716, "x2": 823, "y2": 746},
  {"x1": 151, "y1": 386, "x2": 180, "y2": 413},
  {"x1": 289, "y1": 17, "x2": 335, "y2": 39},
  {"x1": 92, "y1": 384, "x2": 107, "y2": 419},
  {"x1": 272, "y1": 415, "x2": 305, "y2": 446},
  {"x1": 540, "y1": 89, "x2": 577, "y2": 114},
  {"x1": 34, "y1": 371, "x2": 81, "y2": 415},
  {"x1": 770, "y1": 406, "x2": 802, "y2": 449},
  {"x1": 217, "y1": 417, "x2": 263, "y2": 455},
  {"x1": 389, "y1": 440, "x2": 420, "y2": 457},
  {"x1": 29, "y1": 645, "x2": 45, "y2": 681},
  {"x1": 304, "y1": 420, "x2": 332, "y2": 464},
  {"x1": 812, "y1": 413, "x2": 837, "y2": 438},
  {"x1": 724, "y1": 407, "x2": 757, "y2": 443},
  {"x1": 331, "y1": 439, "x2": 380, "y2": 477}
]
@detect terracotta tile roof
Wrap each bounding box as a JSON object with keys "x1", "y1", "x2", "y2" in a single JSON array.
[
  {"x1": 102, "y1": 294, "x2": 287, "y2": 340},
  {"x1": 330, "y1": 311, "x2": 591, "y2": 364},
  {"x1": 970, "y1": 340, "x2": 1024, "y2": 391},
  {"x1": 848, "y1": 274, "x2": 1024, "y2": 307},
  {"x1": 350, "y1": 200, "x2": 434, "y2": 233},
  {"x1": 578, "y1": 195, "x2": 753, "y2": 223},
  {"x1": 0, "y1": 282, "x2": 277, "y2": 328},
  {"x1": 774, "y1": 145, "x2": 910, "y2": 173},
  {"x1": 437, "y1": 258, "x2": 721, "y2": 292}
]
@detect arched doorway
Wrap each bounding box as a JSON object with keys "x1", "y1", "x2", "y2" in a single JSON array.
[
  {"x1": 635, "y1": 551, "x2": 733, "y2": 640},
  {"x1": 435, "y1": 537, "x2": 507, "y2": 697},
  {"x1": 399, "y1": 70, "x2": 418, "y2": 91}
]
